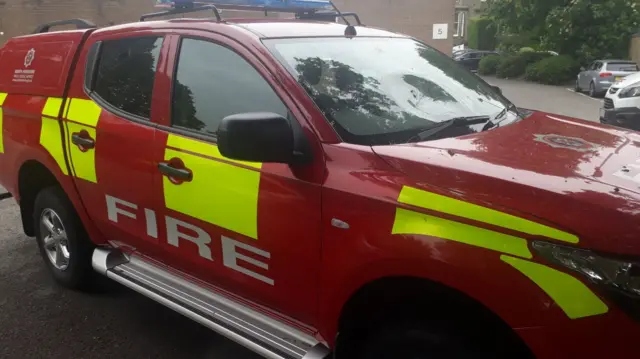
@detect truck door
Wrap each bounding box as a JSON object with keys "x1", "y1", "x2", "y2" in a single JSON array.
[
  {"x1": 150, "y1": 33, "x2": 324, "y2": 324},
  {"x1": 64, "y1": 33, "x2": 168, "y2": 259}
]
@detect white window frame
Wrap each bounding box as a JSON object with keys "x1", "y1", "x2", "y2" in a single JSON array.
[{"x1": 454, "y1": 11, "x2": 466, "y2": 38}]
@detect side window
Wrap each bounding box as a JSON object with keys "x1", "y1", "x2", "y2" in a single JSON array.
[
  {"x1": 93, "y1": 36, "x2": 163, "y2": 119},
  {"x1": 171, "y1": 38, "x2": 288, "y2": 136}
]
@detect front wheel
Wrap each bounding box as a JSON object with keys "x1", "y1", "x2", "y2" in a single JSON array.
[
  {"x1": 575, "y1": 79, "x2": 581, "y2": 92},
  {"x1": 34, "y1": 186, "x2": 95, "y2": 289},
  {"x1": 357, "y1": 323, "x2": 486, "y2": 359},
  {"x1": 589, "y1": 82, "x2": 597, "y2": 97}
]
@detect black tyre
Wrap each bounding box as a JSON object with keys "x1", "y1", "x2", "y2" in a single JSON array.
[
  {"x1": 356, "y1": 322, "x2": 495, "y2": 359},
  {"x1": 589, "y1": 82, "x2": 597, "y2": 97},
  {"x1": 34, "y1": 186, "x2": 95, "y2": 289}
]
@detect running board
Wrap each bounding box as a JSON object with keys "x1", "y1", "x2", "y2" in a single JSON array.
[{"x1": 92, "y1": 248, "x2": 330, "y2": 359}]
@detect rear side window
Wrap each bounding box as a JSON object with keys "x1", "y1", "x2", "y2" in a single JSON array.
[
  {"x1": 606, "y1": 62, "x2": 639, "y2": 72},
  {"x1": 171, "y1": 38, "x2": 287, "y2": 136},
  {"x1": 93, "y1": 36, "x2": 163, "y2": 119}
]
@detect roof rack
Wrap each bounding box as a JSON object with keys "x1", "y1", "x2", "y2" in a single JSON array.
[
  {"x1": 144, "y1": 1, "x2": 362, "y2": 26},
  {"x1": 33, "y1": 19, "x2": 97, "y2": 34}
]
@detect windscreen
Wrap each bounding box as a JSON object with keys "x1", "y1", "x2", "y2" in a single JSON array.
[{"x1": 264, "y1": 37, "x2": 518, "y2": 145}]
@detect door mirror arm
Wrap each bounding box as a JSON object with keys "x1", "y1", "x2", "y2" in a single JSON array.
[{"x1": 288, "y1": 113, "x2": 314, "y2": 165}]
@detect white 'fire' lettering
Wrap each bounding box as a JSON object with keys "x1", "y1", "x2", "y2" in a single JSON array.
[{"x1": 104, "y1": 194, "x2": 274, "y2": 285}]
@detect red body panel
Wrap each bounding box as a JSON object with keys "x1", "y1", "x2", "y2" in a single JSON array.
[
  {"x1": 0, "y1": 18, "x2": 638, "y2": 359},
  {"x1": 373, "y1": 112, "x2": 640, "y2": 255},
  {"x1": 145, "y1": 29, "x2": 327, "y2": 326}
]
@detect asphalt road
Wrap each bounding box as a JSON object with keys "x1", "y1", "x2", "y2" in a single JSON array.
[
  {"x1": 0, "y1": 195, "x2": 260, "y2": 359},
  {"x1": 481, "y1": 76, "x2": 603, "y2": 122}
]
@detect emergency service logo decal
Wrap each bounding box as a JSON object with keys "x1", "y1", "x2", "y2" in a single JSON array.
[
  {"x1": 533, "y1": 134, "x2": 597, "y2": 152},
  {"x1": 24, "y1": 48, "x2": 35, "y2": 68},
  {"x1": 13, "y1": 48, "x2": 36, "y2": 83}
]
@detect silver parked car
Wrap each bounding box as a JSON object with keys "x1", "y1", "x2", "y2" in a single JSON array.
[{"x1": 576, "y1": 60, "x2": 639, "y2": 97}]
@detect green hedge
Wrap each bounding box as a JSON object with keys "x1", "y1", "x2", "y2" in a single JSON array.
[
  {"x1": 478, "y1": 55, "x2": 502, "y2": 75},
  {"x1": 495, "y1": 51, "x2": 554, "y2": 79},
  {"x1": 525, "y1": 55, "x2": 580, "y2": 85},
  {"x1": 467, "y1": 17, "x2": 496, "y2": 51},
  {"x1": 496, "y1": 54, "x2": 527, "y2": 78}
]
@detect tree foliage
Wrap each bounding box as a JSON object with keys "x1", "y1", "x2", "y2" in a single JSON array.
[
  {"x1": 487, "y1": 0, "x2": 568, "y2": 51},
  {"x1": 467, "y1": 17, "x2": 497, "y2": 50},
  {"x1": 487, "y1": 0, "x2": 640, "y2": 63},
  {"x1": 542, "y1": 0, "x2": 640, "y2": 64}
]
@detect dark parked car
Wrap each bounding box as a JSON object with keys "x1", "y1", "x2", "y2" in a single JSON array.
[{"x1": 454, "y1": 50, "x2": 499, "y2": 72}]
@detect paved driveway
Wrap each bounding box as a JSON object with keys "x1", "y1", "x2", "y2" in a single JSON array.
[
  {"x1": 481, "y1": 76, "x2": 603, "y2": 122},
  {"x1": 0, "y1": 196, "x2": 259, "y2": 359}
]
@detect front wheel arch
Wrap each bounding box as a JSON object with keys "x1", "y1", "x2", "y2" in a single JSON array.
[{"x1": 334, "y1": 276, "x2": 534, "y2": 359}]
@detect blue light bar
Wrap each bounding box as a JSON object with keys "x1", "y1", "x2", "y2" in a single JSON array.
[{"x1": 155, "y1": 0, "x2": 332, "y2": 10}]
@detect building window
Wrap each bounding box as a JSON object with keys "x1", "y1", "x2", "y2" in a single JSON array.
[{"x1": 454, "y1": 11, "x2": 466, "y2": 38}]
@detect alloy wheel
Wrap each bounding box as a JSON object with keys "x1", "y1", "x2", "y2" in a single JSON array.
[{"x1": 40, "y1": 208, "x2": 71, "y2": 271}]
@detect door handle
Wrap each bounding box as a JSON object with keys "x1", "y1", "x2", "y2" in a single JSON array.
[
  {"x1": 71, "y1": 131, "x2": 95, "y2": 151},
  {"x1": 158, "y1": 159, "x2": 193, "y2": 184}
]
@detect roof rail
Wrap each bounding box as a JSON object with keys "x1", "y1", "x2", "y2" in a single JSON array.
[
  {"x1": 140, "y1": 4, "x2": 222, "y2": 21},
  {"x1": 33, "y1": 19, "x2": 97, "y2": 34}
]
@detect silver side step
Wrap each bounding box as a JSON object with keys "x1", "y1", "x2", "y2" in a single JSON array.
[{"x1": 92, "y1": 248, "x2": 330, "y2": 359}]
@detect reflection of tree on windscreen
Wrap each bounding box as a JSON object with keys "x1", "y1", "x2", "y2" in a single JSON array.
[
  {"x1": 293, "y1": 56, "x2": 453, "y2": 142},
  {"x1": 295, "y1": 56, "x2": 393, "y2": 119},
  {"x1": 403, "y1": 74, "x2": 456, "y2": 105},
  {"x1": 418, "y1": 46, "x2": 497, "y2": 101}
]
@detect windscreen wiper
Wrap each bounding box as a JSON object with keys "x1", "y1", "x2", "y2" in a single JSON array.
[{"x1": 408, "y1": 115, "x2": 491, "y2": 142}]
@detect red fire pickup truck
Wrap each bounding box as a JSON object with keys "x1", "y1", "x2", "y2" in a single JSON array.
[{"x1": 0, "y1": 3, "x2": 639, "y2": 359}]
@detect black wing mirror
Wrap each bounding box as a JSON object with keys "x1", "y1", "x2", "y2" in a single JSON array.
[
  {"x1": 491, "y1": 85, "x2": 502, "y2": 94},
  {"x1": 217, "y1": 112, "x2": 295, "y2": 164}
]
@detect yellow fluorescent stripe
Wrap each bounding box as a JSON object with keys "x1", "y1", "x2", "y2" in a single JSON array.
[
  {"x1": 398, "y1": 186, "x2": 579, "y2": 244},
  {"x1": 0, "y1": 108, "x2": 3, "y2": 154},
  {"x1": 164, "y1": 147, "x2": 261, "y2": 239},
  {"x1": 501, "y1": 255, "x2": 608, "y2": 319},
  {"x1": 393, "y1": 208, "x2": 532, "y2": 259},
  {"x1": 0, "y1": 92, "x2": 7, "y2": 154},
  {"x1": 65, "y1": 122, "x2": 97, "y2": 183},
  {"x1": 42, "y1": 97, "x2": 63, "y2": 118},
  {"x1": 40, "y1": 117, "x2": 68, "y2": 175},
  {"x1": 166, "y1": 134, "x2": 262, "y2": 169},
  {"x1": 66, "y1": 98, "x2": 101, "y2": 127}
]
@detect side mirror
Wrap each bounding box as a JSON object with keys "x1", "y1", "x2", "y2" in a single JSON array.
[
  {"x1": 217, "y1": 112, "x2": 294, "y2": 163},
  {"x1": 491, "y1": 85, "x2": 502, "y2": 94},
  {"x1": 580, "y1": 67, "x2": 586, "y2": 71}
]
